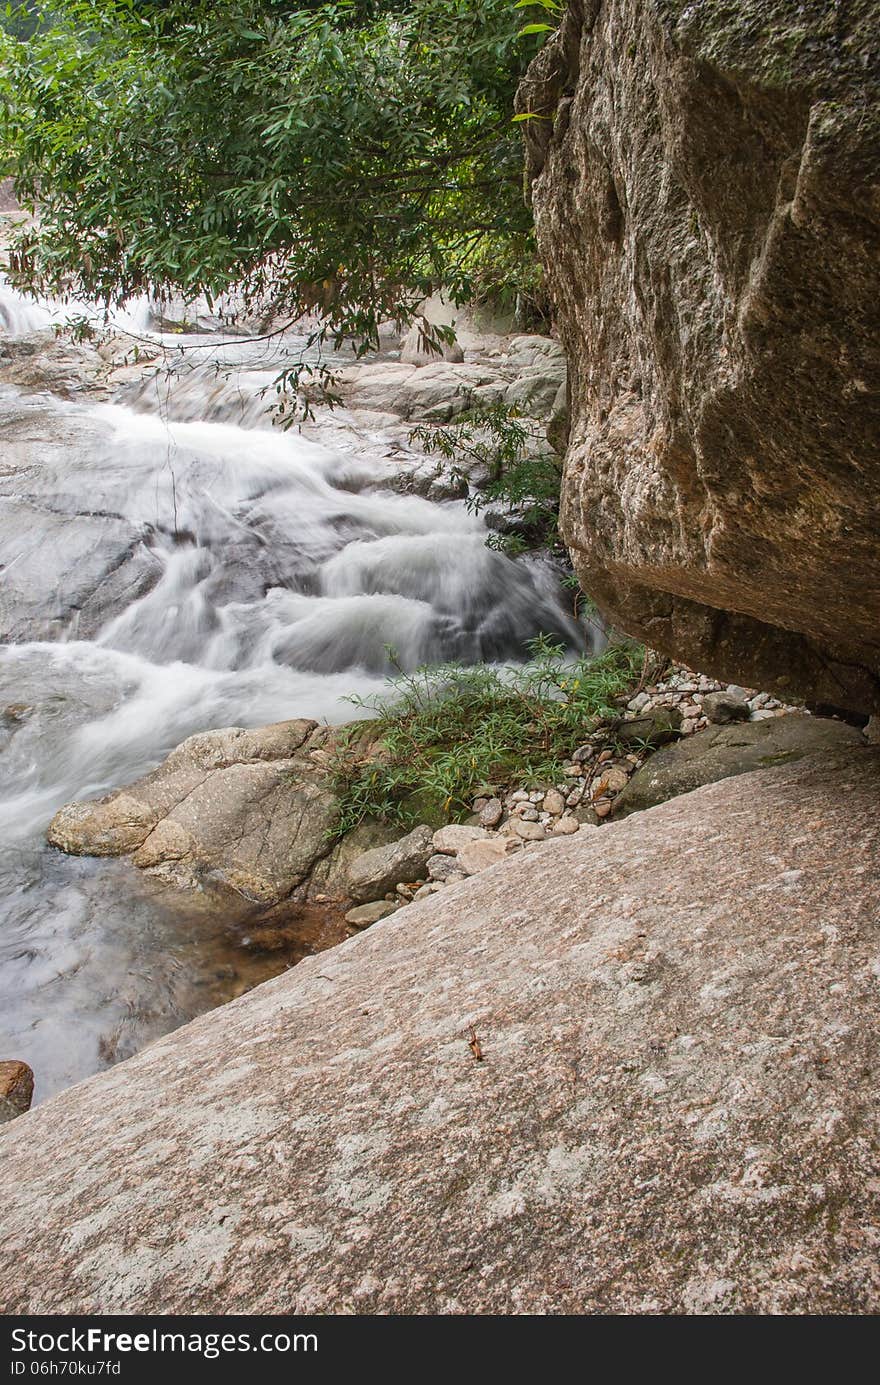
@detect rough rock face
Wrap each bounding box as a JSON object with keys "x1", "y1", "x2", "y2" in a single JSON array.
[
  {"x1": 47, "y1": 720, "x2": 344, "y2": 908},
  {"x1": 0, "y1": 1061, "x2": 34, "y2": 1124},
  {"x1": 3, "y1": 748, "x2": 879, "y2": 1314},
  {"x1": 522, "y1": 1, "x2": 880, "y2": 711}
]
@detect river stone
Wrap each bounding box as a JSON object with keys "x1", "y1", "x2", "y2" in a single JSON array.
[
  {"x1": 427, "y1": 854, "x2": 463, "y2": 883},
  {"x1": 550, "y1": 814, "x2": 580, "y2": 836},
  {"x1": 457, "y1": 836, "x2": 519, "y2": 876},
  {"x1": 344, "y1": 901, "x2": 400, "y2": 930},
  {"x1": 0, "y1": 1061, "x2": 34, "y2": 1125},
  {"x1": 513, "y1": 819, "x2": 546, "y2": 842},
  {"x1": 1, "y1": 748, "x2": 878, "y2": 1312},
  {"x1": 47, "y1": 719, "x2": 342, "y2": 906},
  {"x1": 432, "y1": 824, "x2": 490, "y2": 855},
  {"x1": 613, "y1": 715, "x2": 864, "y2": 818},
  {"x1": 347, "y1": 825, "x2": 434, "y2": 904},
  {"x1": 522, "y1": 1, "x2": 880, "y2": 712},
  {"x1": 478, "y1": 797, "x2": 504, "y2": 828},
  {"x1": 542, "y1": 789, "x2": 566, "y2": 816},
  {"x1": 701, "y1": 691, "x2": 753, "y2": 725}
]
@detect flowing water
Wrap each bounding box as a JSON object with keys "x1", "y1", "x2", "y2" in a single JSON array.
[{"x1": 0, "y1": 281, "x2": 584, "y2": 1100}]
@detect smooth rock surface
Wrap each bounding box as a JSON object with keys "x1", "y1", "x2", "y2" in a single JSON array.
[
  {"x1": 344, "y1": 901, "x2": 400, "y2": 929},
  {"x1": 523, "y1": 0, "x2": 880, "y2": 711},
  {"x1": 456, "y1": 836, "x2": 518, "y2": 876},
  {"x1": 613, "y1": 714, "x2": 863, "y2": 817},
  {"x1": 1, "y1": 749, "x2": 878, "y2": 1313},
  {"x1": 432, "y1": 824, "x2": 490, "y2": 855}
]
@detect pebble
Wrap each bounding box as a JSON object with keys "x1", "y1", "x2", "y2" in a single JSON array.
[
  {"x1": 603, "y1": 767, "x2": 629, "y2": 794},
  {"x1": 551, "y1": 814, "x2": 580, "y2": 836},
  {"x1": 543, "y1": 789, "x2": 565, "y2": 815},
  {"x1": 479, "y1": 797, "x2": 504, "y2": 828}
]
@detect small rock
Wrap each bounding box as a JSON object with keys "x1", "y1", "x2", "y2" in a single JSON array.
[
  {"x1": 594, "y1": 802, "x2": 612, "y2": 818},
  {"x1": 412, "y1": 882, "x2": 442, "y2": 900},
  {"x1": 551, "y1": 814, "x2": 580, "y2": 836},
  {"x1": 627, "y1": 692, "x2": 650, "y2": 713},
  {"x1": 432, "y1": 824, "x2": 490, "y2": 855},
  {"x1": 516, "y1": 805, "x2": 539, "y2": 821},
  {"x1": 701, "y1": 691, "x2": 751, "y2": 724},
  {"x1": 543, "y1": 789, "x2": 565, "y2": 815},
  {"x1": 427, "y1": 853, "x2": 463, "y2": 882},
  {"x1": 603, "y1": 767, "x2": 629, "y2": 794},
  {"x1": 597, "y1": 749, "x2": 614, "y2": 764},
  {"x1": 479, "y1": 797, "x2": 504, "y2": 828},
  {"x1": 348, "y1": 825, "x2": 435, "y2": 903},
  {"x1": 514, "y1": 820, "x2": 546, "y2": 842},
  {"x1": 344, "y1": 900, "x2": 400, "y2": 929}
]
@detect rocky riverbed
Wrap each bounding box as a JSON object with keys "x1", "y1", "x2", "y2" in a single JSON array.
[{"x1": 0, "y1": 269, "x2": 578, "y2": 1101}]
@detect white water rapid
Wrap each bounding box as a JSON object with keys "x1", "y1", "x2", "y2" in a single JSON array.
[{"x1": 0, "y1": 278, "x2": 585, "y2": 1099}]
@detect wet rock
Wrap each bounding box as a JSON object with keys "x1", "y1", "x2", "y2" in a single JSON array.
[
  {"x1": 0, "y1": 1061, "x2": 34, "y2": 1124},
  {"x1": 344, "y1": 901, "x2": 400, "y2": 930},
  {"x1": 347, "y1": 826, "x2": 434, "y2": 904},
  {"x1": 525, "y1": 1, "x2": 880, "y2": 712},
  {"x1": 3, "y1": 749, "x2": 879, "y2": 1313},
  {"x1": 614, "y1": 715, "x2": 864, "y2": 818}
]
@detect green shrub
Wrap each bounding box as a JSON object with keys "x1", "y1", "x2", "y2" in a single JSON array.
[{"x1": 330, "y1": 638, "x2": 647, "y2": 834}]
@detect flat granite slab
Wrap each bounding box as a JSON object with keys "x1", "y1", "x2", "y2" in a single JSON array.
[{"x1": 1, "y1": 747, "x2": 878, "y2": 1314}]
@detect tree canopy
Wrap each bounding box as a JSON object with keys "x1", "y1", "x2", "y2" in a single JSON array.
[{"x1": 0, "y1": 1, "x2": 554, "y2": 351}]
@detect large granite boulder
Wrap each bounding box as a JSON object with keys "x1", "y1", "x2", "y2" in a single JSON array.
[
  {"x1": 47, "y1": 720, "x2": 343, "y2": 908},
  {"x1": 522, "y1": 1, "x2": 880, "y2": 711},
  {"x1": 3, "y1": 746, "x2": 878, "y2": 1313}
]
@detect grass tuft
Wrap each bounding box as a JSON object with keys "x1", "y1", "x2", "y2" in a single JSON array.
[{"x1": 330, "y1": 637, "x2": 649, "y2": 835}]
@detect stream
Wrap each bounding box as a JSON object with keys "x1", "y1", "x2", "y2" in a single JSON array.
[{"x1": 0, "y1": 281, "x2": 583, "y2": 1100}]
